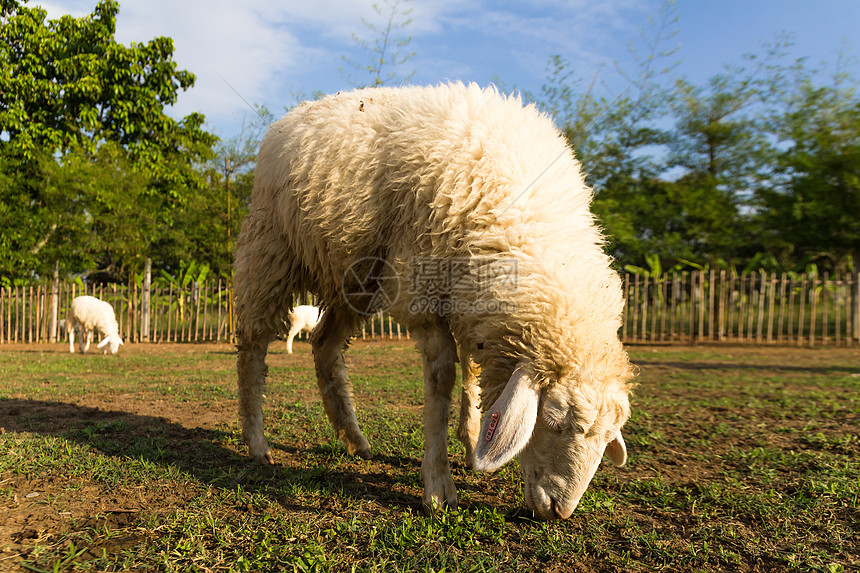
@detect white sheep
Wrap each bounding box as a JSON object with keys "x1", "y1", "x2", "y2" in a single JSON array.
[
  {"x1": 66, "y1": 295, "x2": 124, "y2": 355},
  {"x1": 234, "y1": 83, "x2": 634, "y2": 519},
  {"x1": 285, "y1": 305, "x2": 322, "y2": 353}
]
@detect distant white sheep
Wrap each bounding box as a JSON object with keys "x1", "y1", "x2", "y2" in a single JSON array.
[
  {"x1": 234, "y1": 83, "x2": 634, "y2": 519},
  {"x1": 66, "y1": 295, "x2": 123, "y2": 355},
  {"x1": 285, "y1": 305, "x2": 322, "y2": 353}
]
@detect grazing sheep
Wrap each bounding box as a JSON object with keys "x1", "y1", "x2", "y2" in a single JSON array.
[
  {"x1": 286, "y1": 305, "x2": 322, "y2": 353},
  {"x1": 234, "y1": 83, "x2": 634, "y2": 519},
  {"x1": 66, "y1": 295, "x2": 123, "y2": 355}
]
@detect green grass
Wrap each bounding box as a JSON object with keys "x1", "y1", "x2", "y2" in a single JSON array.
[{"x1": 0, "y1": 342, "x2": 858, "y2": 572}]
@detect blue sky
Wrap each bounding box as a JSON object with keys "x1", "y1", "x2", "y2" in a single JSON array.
[{"x1": 38, "y1": 0, "x2": 860, "y2": 140}]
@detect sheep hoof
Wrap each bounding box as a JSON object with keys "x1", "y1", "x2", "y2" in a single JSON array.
[
  {"x1": 347, "y1": 443, "x2": 372, "y2": 460},
  {"x1": 345, "y1": 435, "x2": 372, "y2": 459},
  {"x1": 254, "y1": 451, "x2": 274, "y2": 465},
  {"x1": 422, "y1": 496, "x2": 458, "y2": 516},
  {"x1": 461, "y1": 449, "x2": 477, "y2": 470},
  {"x1": 355, "y1": 448, "x2": 372, "y2": 460},
  {"x1": 422, "y1": 475, "x2": 458, "y2": 514}
]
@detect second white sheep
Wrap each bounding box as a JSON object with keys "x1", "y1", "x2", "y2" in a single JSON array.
[
  {"x1": 66, "y1": 295, "x2": 124, "y2": 355},
  {"x1": 285, "y1": 305, "x2": 321, "y2": 353}
]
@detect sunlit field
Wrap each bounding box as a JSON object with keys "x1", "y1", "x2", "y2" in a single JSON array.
[{"x1": 1, "y1": 341, "x2": 857, "y2": 572}]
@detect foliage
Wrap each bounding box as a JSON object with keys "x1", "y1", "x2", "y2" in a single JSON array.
[
  {"x1": 754, "y1": 65, "x2": 860, "y2": 271},
  {"x1": 1, "y1": 0, "x2": 858, "y2": 280},
  {"x1": 0, "y1": 0, "x2": 216, "y2": 282},
  {"x1": 341, "y1": 0, "x2": 416, "y2": 88},
  {"x1": 180, "y1": 108, "x2": 271, "y2": 278},
  {"x1": 0, "y1": 0, "x2": 215, "y2": 165},
  {"x1": 536, "y1": 2, "x2": 858, "y2": 273},
  {"x1": 0, "y1": 147, "x2": 60, "y2": 278}
]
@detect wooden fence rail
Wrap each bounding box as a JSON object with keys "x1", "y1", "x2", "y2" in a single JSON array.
[
  {"x1": 1, "y1": 271, "x2": 857, "y2": 347},
  {"x1": 620, "y1": 270, "x2": 858, "y2": 346}
]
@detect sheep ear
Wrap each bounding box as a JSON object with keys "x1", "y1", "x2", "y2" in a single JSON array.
[
  {"x1": 605, "y1": 431, "x2": 627, "y2": 467},
  {"x1": 473, "y1": 366, "x2": 539, "y2": 472},
  {"x1": 97, "y1": 338, "x2": 109, "y2": 349}
]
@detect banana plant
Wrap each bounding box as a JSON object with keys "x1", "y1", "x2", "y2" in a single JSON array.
[
  {"x1": 624, "y1": 253, "x2": 674, "y2": 306},
  {"x1": 156, "y1": 260, "x2": 211, "y2": 324}
]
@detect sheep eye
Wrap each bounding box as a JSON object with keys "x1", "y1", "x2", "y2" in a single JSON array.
[{"x1": 540, "y1": 410, "x2": 567, "y2": 432}]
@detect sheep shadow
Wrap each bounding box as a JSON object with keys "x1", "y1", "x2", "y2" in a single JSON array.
[
  {"x1": 634, "y1": 360, "x2": 859, "y2": 375},
  {"x1": 0, "y1": 398, "x2": 425, "y2": 513}
]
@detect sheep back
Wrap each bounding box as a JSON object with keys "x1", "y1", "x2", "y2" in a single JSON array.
[
  {"x1": 236, "y1": 82, "x2": 631, "y2": 397},
  {"x1": 69, "y1": 295, "x2": 120, "y2": 338}
]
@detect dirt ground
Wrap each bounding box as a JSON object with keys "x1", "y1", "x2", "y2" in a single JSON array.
[{"x1": 1, "y1": 341, "x2": 858, "y2": 571}]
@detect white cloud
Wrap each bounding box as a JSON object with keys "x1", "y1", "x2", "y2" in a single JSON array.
[
  {"x1": 38, "y1": 1, "x2": 305, "y2": 128},
  {"x1": 33, "y1": 0, "x2": 656, "y2": 134},
  {"x1": 35, "y1": 0, "x2": 471, "y2": 129},
  {"x1": 116, "y1": 1, "x2": 305, "y2": 126}
]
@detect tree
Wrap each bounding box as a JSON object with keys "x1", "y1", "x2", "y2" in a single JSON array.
[
  {"x1": 0, "y1": 0, "x2": 216, "y2": 281},
  {"x1": 175, "y1": 106, "x2": 274, "y2": 277},
  {"x1": 755, "y1": 69, "x2": 860, "y2": 271},
  {"x1": 47, "y1": 143, "x2": 156, "y2": 280},
  {"x1": 538, "y1": 1, "x2": 680, "y2": 268},
  {"x1": 668, "y1": 73, "x2": 771, "y2": 201},
  {"x1": 0, "y1": 0, "x2": 214, "y2": 162},
  {"x1": 0, "y1": 148, "x2": 65, "y2": 278},
  {"x1": 341, "y1": 0, "x2": 416, "y2": 88}
]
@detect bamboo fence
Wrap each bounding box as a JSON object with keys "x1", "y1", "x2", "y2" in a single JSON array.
[
  {"x1": 620, "y1": 270, "x2": 858, "y2": 346},
  {"x1": 1, "y1": 271, "x2": 857, "y2": 347}
]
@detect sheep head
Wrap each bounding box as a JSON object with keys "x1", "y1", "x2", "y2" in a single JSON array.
[
  {"x1": 473, "y1": 365, "x2": 629, "y2": 519},
  {"x1": 97, "y1": 334, "x2": 124, "y2": 355}
]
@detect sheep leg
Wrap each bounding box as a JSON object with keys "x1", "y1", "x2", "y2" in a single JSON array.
[
  {"x1": 311, "y1": 307, "x2": 371, "y2": 459},
  {"x1": 237, "y1": 329, "x2": 276, "y2": 464},
  {"x1": 82, "y1": 330, "x2": 92, "y2": 353},
  {"x1": 68, "y1": 326, "x2": 76, "y2": 353},
  {"x1": 286, "y1": 323, "x2": 301, "y2": 354},
  {"x1": 457, "y1": 351, "x2": 482, "y2": 468},
  {"x1": 418, "y1": 321, "x2": 459, "y2": 511}
]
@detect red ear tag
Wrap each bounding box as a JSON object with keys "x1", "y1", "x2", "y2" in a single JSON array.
[{"x1": 485, "y1": 412, "x2": 500, "y2": 441}]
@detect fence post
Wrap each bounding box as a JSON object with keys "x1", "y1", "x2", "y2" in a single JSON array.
[
  {"x1": 821, "y1": 271, "x2": 830, "y2": 345},
  {"x1": 641, "y1": 274, "x2": 649, "y2": 342},
  {"x1": 621, "y1": 274, "x2": 629, "y2": 342},
  {"x1": 142, "y1": 258, "x2": 152, "y2": 342},
  {"x1": 809, "y1": 273, "x2": 819, "y2": 347},
  {"x1": 851, "y1": 262, "x2": 860, "y2": 343},
  {"x1": 217, "y1": 278, "x2": 222, "y2": 342},
  {"x1": 798, "y1": 276, "x2": 807, "y2": 346},
  {"x1": 670, "y1": 273, "x2": 677, "y2": 341},
  {"x1": 686, "y1": 272, "x2": 694, "y2": 344},
  {"x1": 168, "y1": 282, "x2": 174, "y2": 342},
  {"x1": 37, "y1": 283, "x2": 43, "y2": 342},
  {"x1": 756, "y1": 270, "x2": 766, "y2": 344},
  {"x1": 49, "y1": 262, "x2": 60, "y2": 342},
  {"x1": 227, "y1": 273, "x2": 235, "y2": 344},
  {"x1": 26, "y1": 285, "x2": 31, "y2": 343},
  {"x1": 697, "y1": 271, "x2": 706, "y2": 342},
  {"x1": 718, "y1": 270, "x2": 726, "y2": 341},
  {"x1": 632, "y1": 274, "x2": 640, "y2": 343},
  {"x1": 777, "y1": 273, "x2": 787, "y2": 343}
]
